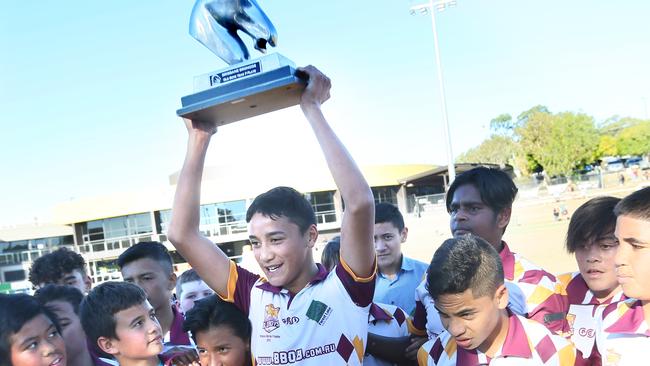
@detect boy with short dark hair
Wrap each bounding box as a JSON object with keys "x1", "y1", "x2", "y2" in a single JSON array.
[
  {"x1": 183, "y1": 295, "x2": 252, "y2": 366},
  {"x1": 168, "y1": 66, "x2": 376, "y2": 364},
  {"x1": 374, "y1": 202, "x2": 428, "y2": 315},
  {"x1": 117, "y1": 241, "x2": 191, "y2": 348},
  {"x1": 417, "y1": 235, "x2": 575, "y2": 365},
  {"x1": 558, "y1": 196, "x2": 625, "y2": 364},
  {"x1": 29, "y1": 247, "x2": 92, "y2": 294},
  {"x1": 0, "y1": 293, "x2": 66, "y2": 366},
  {"x1": 175, "y1": 269, "x2": 214, "y2": 313},
  {"x1": 35, "y1": 284, "x2": 94, "y2": 366},
  {"x1": 592, "y1": 187, "x2": 650, "y2": 365},
  {"x1": 80, "y1": 281, "x2": 165, "y2": 366},
  {"x1": 412, "y1": 167, "x2": 566, "y2": 343}
]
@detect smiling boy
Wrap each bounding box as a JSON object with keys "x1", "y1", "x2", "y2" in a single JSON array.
[
  {"x1": 168, "y1": 66, "x2": 376, "y2": 365},
  {"x1": 417, "y1": 235, "x2": 575, "y2": 366},
  {"x1": 35, "y1": 285, "x2": 94, "y2": 366},
  {"x1": 1, "y1": 293, "x2": 66, "y2": 366}
]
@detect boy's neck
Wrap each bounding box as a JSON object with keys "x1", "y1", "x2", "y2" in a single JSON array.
[
  {"x1": 69, "y1": 346, "x2": 93, "y2": 366},
  {"x1": 115, "y1": 355, "x2": 160, "y2": 366},
  {"x1": 286, "y1": 261, "x2": 320, "y2": 294},
  {"x1": 593, "y1": 286, "x2": 621, "y2": 304},
  {"x1": 156, "y1": 303, "x2": 175, "y2": 336},
  {"x1": 379, "y1": 255, "x2": 403, "y2": 277},
  {"x1": 479, "y1": 309, "x2": 509, "y2": 357}
]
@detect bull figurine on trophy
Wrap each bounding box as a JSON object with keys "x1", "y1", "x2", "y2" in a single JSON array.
[{"x1": 177, "y1": 0, "x2": 306, "y2": 125}]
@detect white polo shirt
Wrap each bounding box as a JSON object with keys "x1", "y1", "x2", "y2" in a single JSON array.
[
  {"x1": 220, "y1": 258, "x2": 376, "y2": 365},
  {"x1": 417, "y1": 311, "x2": 575, "y2": 365},
  {"x1": 594, "y1": 299, "x2": 650, "y2": 366},
  {"x1": 558, "y1": 271, "x2": 626, "y2": 364},
  {"x1": 413, "y1": 243, "x2": 567, "y2": 339}
]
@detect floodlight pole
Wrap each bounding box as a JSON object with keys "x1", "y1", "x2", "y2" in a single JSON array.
[{"x1": 412, "y1": 0, "x2": 456, "y2": 185}]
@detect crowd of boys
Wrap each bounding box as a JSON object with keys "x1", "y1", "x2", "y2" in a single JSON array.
[{"x1": 1, "y1": 67, "x2": 649, "y2": 366}]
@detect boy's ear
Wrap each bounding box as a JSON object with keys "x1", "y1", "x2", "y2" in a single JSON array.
[
  {"x1": 306, "y1": 224, "x2": 319, "y2": 248},
  {"x1": 167, "y1": 272, "x2": 178, "y2": 292},
  {"x1": 400, "y1": 227, "x2": 409, "y2": 243},
  {"x1": 97, "y1": 336, "x2": 119, "y2": 356},
  {"x1": 494, "y1": 284, "x2": 508, "y2": 310},
  {"x1": 496, "y1": 207, "x2": 512, "y2": 231},
  {"x1": 83, "y1": 275, "x2": 93, "y2": 293}
]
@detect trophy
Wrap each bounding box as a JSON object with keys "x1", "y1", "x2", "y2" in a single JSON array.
[{"x1": 177, "y1": 0, "x2": 306, "y2": 125}]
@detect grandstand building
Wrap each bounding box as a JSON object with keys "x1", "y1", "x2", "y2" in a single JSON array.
[{"x1": 0, "y1": 163, "x2": 509, "y2": 293}]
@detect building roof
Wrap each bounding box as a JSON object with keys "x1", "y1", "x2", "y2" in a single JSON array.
[
  {"x1": 0, "y1": 223, "x2": 73, "y2": 242},
  {"x1": 400, "y1": 163, "x2": 514, "y2": 184},
  {"x1": 52, "y1": 164, "x2": 434, "y2": 225}
]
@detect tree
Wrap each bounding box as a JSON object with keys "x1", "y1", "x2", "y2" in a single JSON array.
[
  {"x1": 517, "y1": 111, "x2": 599, "y2": 177},
  {"x1": 456, "y1": 135, "x2": 517, "y2": 166},
  {"x1": 595, "y1": 135, "x2": 618, "y2": 158},
  {"x1": 599, "y1": 116, "x2": 645, "y2": 136},
  {"x1": 516, "y1": 105, "x2": 550, "y2": 126},
  {"x1": 616, "y1": 121, "x2": 650, "y2": 156},
  {"x1": 489, "y1": 114, "x2": 515, "y2": 137}
]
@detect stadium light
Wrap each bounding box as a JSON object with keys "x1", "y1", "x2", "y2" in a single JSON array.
[{"x1": 410, "y1": 0, "x2": 457, "y2": 185}]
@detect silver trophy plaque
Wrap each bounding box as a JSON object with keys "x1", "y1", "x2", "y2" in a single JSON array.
[{"x1": 177, "y1": 0, "x2": 305, "y2": 126}]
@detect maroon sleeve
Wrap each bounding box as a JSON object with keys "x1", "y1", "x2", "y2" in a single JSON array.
[
  {"x1": 528, "y1": 292, "x2": 570, "y2": 335},
  {"x1": 334, "y1": 257, "x2": 376, "y2": 307},
  {"x1": 412, "y1": 300, "x2": 428, "y2": 336},
  {"x1": 220, "y1": 261, "x2": 260, "y2": 316}
]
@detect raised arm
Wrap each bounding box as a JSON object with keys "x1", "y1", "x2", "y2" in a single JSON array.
[
  {"x1": 167, "y1": 119, "x2": 232, "y2": 297},
  {"x1": 299, "y1": 65, "x2": 375, "y2": 278}
]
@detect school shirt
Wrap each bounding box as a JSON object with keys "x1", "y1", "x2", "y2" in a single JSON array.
[
  {"x1": 593, "y1": 299, "x2": 650, "y2": 366},
  {"x1": 374, "y1": 256, "x2": 428, "y2": 315},
  {"x1": 557, "y1": 271, "x2": 626, "y2": 365},
  {"x1": 412, "y1": 242, "x2": 567, "y2": 339},
  {"x1": 163, "y1": 304, "x2": 193, "y2": 351},
  {"x1": 365, "y1": 303, "x2": 411, "y2": 366},
  {"x1": 220, "y1": 258, "x2": 376, "y2": 365},
  {"x1": 416, "y1": 311, "x2": 576, "y2": 366}
]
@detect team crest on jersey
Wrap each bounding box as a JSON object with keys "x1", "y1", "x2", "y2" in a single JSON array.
[
  {"x1": 565, "y1": 313, "x2": 576, "y2": 337},
  {"x1": 263, "y1": 304, "x2": 281, "y2": 333},
  {"x1": 306, "y1": 300, "x2": 332, "y2": 325}
]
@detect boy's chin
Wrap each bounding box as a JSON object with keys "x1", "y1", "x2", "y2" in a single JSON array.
[{"x1": 148, "y1": 341, "x2": 164, "y2": 355}]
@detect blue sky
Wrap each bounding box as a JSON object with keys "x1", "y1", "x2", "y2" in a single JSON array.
[{"x1": 1, "y1": 0, "x2": 649, "y2": 226}]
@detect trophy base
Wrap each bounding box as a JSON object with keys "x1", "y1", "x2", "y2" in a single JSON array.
[{"x1": 177, "y1": 64, "x2": 306, "y2": 126}]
